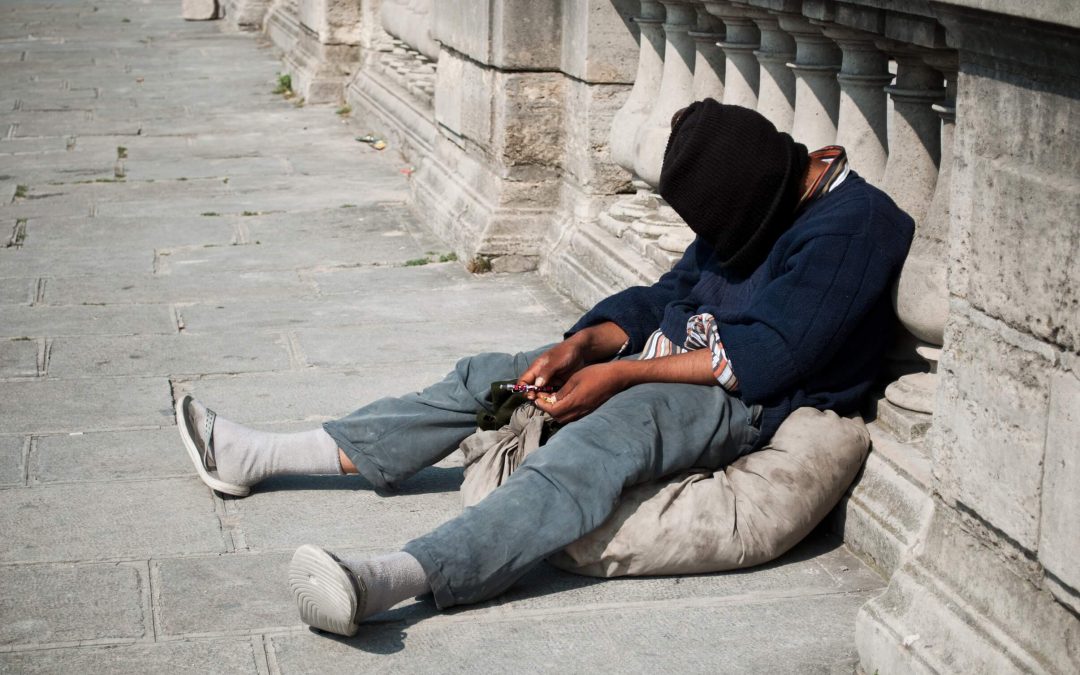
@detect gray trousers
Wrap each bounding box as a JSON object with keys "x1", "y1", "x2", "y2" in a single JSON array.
[{"x1": 323, "y1": 347, "x2": 760, "y2": 609}]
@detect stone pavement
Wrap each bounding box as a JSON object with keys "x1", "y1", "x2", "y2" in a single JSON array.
[{"x1": 0, "y1": 1, "x2": 883, "y2": 671}]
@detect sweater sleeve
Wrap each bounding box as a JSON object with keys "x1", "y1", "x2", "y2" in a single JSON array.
[
  {"x1": 714, "y1": 227, "x2": 908, "y2": 404},
  {"x1": 565, "y1": 237, "x2": 706, "y2": 353}
]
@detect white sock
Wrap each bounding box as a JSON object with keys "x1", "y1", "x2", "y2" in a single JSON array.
[
  {"x1": 340, "y1": 552, "x2": 429, "y2": 619},
  {"x1": 190, "y1": 400, "x2": 343, "y2": 487}
]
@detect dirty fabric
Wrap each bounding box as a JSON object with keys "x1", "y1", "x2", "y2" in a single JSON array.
[{"x1": 460, "y1": 405, "x2": 869, "y2": 577}]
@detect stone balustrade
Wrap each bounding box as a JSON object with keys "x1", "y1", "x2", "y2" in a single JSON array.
[{"x1": 223, "y1": 0, "x2": 1079, "y2": 671}]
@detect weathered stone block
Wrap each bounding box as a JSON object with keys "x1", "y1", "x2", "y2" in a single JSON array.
[
  {"x1": 0, "y1": 563, "x2": 146, "y2": 648},
  {"x1": 298, "y1": 0, "x2": 360, "y2": 45},
  {"x1": 433, "y1": 0, "x2": 562, "y2": 70},
  {"x1": 949, "y1": 69, "x2": 1080, "y2": 352},
  {"x1": 1039, "y1": 368, "x2": 1080, "y2": 611},
  {"x1": 857, "y1": 507, "x2": 1080, "y2": 675},
  {"x1": 560, "y1": 78, "x2": 631, "y2": 195},
  {"x1": 932, "y1": 304, "x2": 1054, "y2": 551},
  {"x1": 497, "y1": 71, "x2": 566, "y2": 167},
  {"x1": 433, "y1": 50, "x2": 493, "y2": 145},
  {"x1": 560, "y1": 0, "x2": 638, "y2": 83},
  {"x1": 182, "y1": 0, "x2": 219, "y2": 21}
]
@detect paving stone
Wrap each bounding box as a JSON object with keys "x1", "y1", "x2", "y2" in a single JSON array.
[
  {"x1": 296, "y1": 322, "x2": 560, "y2": 370},
  {"x1": 44, "y1": 269, "x2": 315, "y2": 305},
  {"x1": 0, "y1": 376, "x2": 172, "y2": 434},
  {"x1": 121, "y1": 155, "x2": 291, "y2": 182},
  {"x1": 23, "y1": 213, "x2": 236, "y2": 250},
  {"x1": 0, "y1": 562, "x2": 146, "y2": 648},
  {"x1": 0, "y1": 337, "x2": 39, "y2": 377},
  {"x1": 230, "y1": 472, "x2": 463, "y2": 552},
  {"x1": 0, "y1": 242, "x2": 151, "y2": 277},
  {"x1": 153, "y1": 552, "x2": 298, "y2": 636},
  {"x1": 155, "y1": 237, "x2": 424, "y2": 275},
  {"x1": 0, "y1": 435, "x2": 24, "y2": 486},
  {"x1": 173, "y1": 365, "x2": 452, "y2": 426},
  {"x1": 270, "y1": 591, "x2": 873, "y2": 673},
  {"x1": 0, "y1": 304, "x2": 176, "y2": 338},
  {"x1": 31, "y1": 428, "x2": 195, "y2": 484},
  {"x1": 0, "y1": 478, "x2": 227, "y2": 563},
  {"x1": 491, "y1": 535, "x2": 883, "y2": 614},
  {"x1": 0, "y1": 639, "x2": 261, "y2": 674},
  {"x1": 47, "y1": 333, "x2": 292, "y2": 378},
  {"x1": 309, "y1": 261, "x2": 465, "y2": 296}
]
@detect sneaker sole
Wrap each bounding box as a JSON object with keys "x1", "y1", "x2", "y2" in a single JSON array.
[
  {"x1": 174, "y1": 396, "x2": 251, "y2": 497},
  {"x1": 289, "y1": 544, "x2": 363, "y2": 637}
]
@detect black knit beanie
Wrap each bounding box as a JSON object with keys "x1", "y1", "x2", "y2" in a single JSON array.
[{"x1": 658, "y1": 99, "x2": 809, "y2": 274}]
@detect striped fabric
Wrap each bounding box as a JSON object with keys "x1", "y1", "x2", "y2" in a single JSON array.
[{"x1": 639, "y1": 314, "x2": 739, "y2": 392}]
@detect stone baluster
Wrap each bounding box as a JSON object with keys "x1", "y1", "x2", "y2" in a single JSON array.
[
  {"x1": 610, "y1": 1, "x2": 667, "y2": 176},
  {"x1": 820, "y1": 24, "x2": 892, "y2": 183},
  {"x1": 750, "y1": 10, "x2": 796, "y2": 133},
  {"x1": 633, "y1": 0, "x2": 698, "y2": 188},
  {"x1": 627, "y1": 0, "x2": 699, "y2": 252},
  {"x1": 886, "y1": 51, "x2": 955, "y2": 415},
  {"x1": 689, "y1": 5, "x2": 725, "y2": 101},
  {"x1": 607, "y1": 1, "x2": 668, "y2": 224},
  {"x1": 704, "y1": 1, "x2": 760, "y2": 109},
  {"x1": 778, "y1": 15, "x2": 841, "y2": 149},
  {"x1": 877, "y1": 43, "x2": 945, "y2": 226}
]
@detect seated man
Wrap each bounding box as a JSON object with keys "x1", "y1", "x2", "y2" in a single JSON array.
[{"x1": 177, "y1": 100, "x2": 914, "y2": 637}]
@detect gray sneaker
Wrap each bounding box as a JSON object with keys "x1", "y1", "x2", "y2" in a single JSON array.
[{"x1": 289, "y1": 544, "x2": 363, "y2": 637}]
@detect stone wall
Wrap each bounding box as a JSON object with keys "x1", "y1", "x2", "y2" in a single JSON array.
[{"x1": 220, "y1": 1, "x2": 1079, "y2": 672}]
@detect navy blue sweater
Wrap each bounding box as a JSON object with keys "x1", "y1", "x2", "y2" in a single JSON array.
[{"x1": 567, "y1": 173, "x2": 915, "y2": 443}]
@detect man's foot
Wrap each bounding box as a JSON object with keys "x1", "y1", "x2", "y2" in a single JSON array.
[
  {"x1": 289, "y1": 545, "x2": 363, "y2": 637},
  {"x1": 288, "y1": 546, "x2": 430, "y2": 637},
  {"x1": 175, "y1": 395, "x2": 251, "y2": 497}
]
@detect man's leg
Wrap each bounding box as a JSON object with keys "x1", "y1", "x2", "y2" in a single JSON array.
[
  {"x1": 403, "y1": 381, "x2": 760, "y2": 607},
  {"x1": 179, "y1": 347, "x2": 548, "y2": 496},
  {"x1": 322, "y1": 347, "x2": 546, "y2": 490},
  {"x1": 290, "y1": 381, "x2": 760, "y2": 635}
]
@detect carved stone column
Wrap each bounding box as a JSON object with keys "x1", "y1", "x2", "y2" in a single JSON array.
[
  {"x1": 606, "y1": 1, "x2": 668, "y2": 225},
  {"x1": 877, "y1": 44, "x2": 945, "y2": 225},
  {"x1": 704, "y1": 1, "x2": 760, "y2": 109},
  {"x1": 779, "y1": 14, "x2": 840, "y2": 149},
  {"x1": 609, "y1": 1, "x2": 667, "y2": 176},
  {"x1": 633, "y1": 0, "x2": 697, "y2": 188},
  {"x1": 689, "y1": 6, "x2": 725, "y2": 101},
  {"x1": 751, "y1": 12, "x2": 796, "y2": 132},
  {"x1": 886, "y1": 51, "x2": 954, "y2": 415},
  {"x1": 821, "y1": 24, "x2": 892, "y2": 184}
]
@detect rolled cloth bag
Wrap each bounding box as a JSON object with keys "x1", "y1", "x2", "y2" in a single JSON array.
[{"x1": 459, "y1": 405, "x2": 870, "y2": 577}]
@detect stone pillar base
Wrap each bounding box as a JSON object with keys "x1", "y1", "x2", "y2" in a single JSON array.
[
  {"x1": 283, "y1": 26, "x2": 359, "y2": 104},
  {"x1": 856, "y1": 504, "x2": 1080, "y2": 674},
  {"x1": 830, "y1": 422, "x2": 933, "y2": 578}
]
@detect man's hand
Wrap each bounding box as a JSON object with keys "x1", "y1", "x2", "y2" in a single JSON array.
[
  {"x1": 517, "y1": 322, "x2": 629, "y2": 398},
  {"x1": 532, "y1": 362, "x2": 628, "y2": 423},
  {"x1": 517, "y1": 340, "x2": 588, "y2": 394}
]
